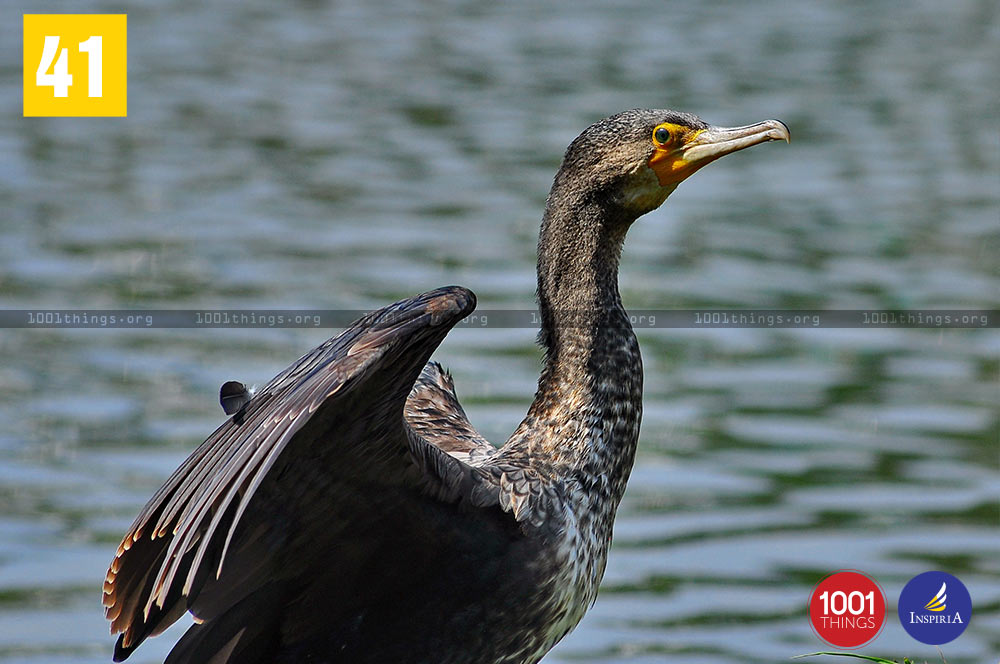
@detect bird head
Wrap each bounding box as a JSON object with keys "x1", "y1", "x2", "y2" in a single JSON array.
[{"x1": 558, "y1": 109, "x2": 789, "y2": 219}]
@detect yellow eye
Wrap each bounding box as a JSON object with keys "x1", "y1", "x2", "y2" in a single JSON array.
[{"x1": 653, "y1": 125, "x2": 672, "y2": 146}]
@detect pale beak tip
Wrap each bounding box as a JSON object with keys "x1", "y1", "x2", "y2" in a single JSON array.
[{"x1": 768, "y1": 119, "x2": 791, "y2": 143}]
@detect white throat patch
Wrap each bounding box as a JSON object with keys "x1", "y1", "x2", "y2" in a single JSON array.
[{"x1": 620, "y1": 164, "x2": 677, "y2": 214}]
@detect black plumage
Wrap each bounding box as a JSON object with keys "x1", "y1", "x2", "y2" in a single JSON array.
[
  {"x1": 105, "y1": 109, "x2": 788, "y2": 663},
  {"x1": 219, "y1": 381, "x2": 252, "y2": 423}
]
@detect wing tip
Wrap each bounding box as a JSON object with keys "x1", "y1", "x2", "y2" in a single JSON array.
[
  {"x1": 429, "y1": 286, "x2": 476, "y2": 318},
  {"x1": 113, "y1": 632, "x2": 133, "y2": 662},
  {"x1": 418, "y1": 361, "x2": 455, "y2": 392}
]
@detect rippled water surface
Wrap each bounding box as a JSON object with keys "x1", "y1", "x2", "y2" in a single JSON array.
[{"x1": 1, "y1": 1, "x2": 997, "y2": 663}]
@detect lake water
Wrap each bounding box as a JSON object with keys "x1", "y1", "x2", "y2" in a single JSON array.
[{"x1": 0, "y1": 1, "x2": 997, "y2": 663}]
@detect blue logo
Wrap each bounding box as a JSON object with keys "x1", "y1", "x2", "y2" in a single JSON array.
[{"x1": 898, "y1": 571, "x2": 971, "y2": 645}]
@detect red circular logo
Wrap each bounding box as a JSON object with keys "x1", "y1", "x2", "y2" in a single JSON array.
[{"x1": 809, "y1": 570, "x2": 886, "y2": 648}]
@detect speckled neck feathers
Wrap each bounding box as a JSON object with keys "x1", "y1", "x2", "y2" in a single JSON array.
[{"x1": 503, "y1": 159, "x2": 645, "y2": 521}]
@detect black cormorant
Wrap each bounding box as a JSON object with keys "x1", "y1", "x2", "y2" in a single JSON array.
[{"x1": 104, "y1": 109, "x2": 788, "y2": 663}]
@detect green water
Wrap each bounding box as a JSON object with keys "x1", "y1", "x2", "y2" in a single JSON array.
[{"x1": 0, "y1": 1, "x2": 996, "y2": 662}]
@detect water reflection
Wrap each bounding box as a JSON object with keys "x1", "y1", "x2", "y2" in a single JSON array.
[{"x1": 0, "y1": 1, "x2": 997, "y2": 663}]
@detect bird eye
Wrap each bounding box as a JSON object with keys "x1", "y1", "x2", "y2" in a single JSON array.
[{"x1": 654, "y1": 126, "x2": 671, "y2": 145}]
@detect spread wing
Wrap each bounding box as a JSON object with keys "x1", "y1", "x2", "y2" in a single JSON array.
[
  {"x1": 103, "y1": 286, "x2": 502, "y2": 660},
  {"x1": 405, "y1": 362, "x2": 497, "y2": 466}
]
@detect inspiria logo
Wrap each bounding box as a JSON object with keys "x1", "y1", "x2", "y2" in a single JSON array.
[{"x1": 898, "y1": 571, "x2": 971, "y2": 645}]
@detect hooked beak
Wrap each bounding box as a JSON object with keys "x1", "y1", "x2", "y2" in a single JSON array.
[{"x1": 648, "y1": 119, "x2": 789, "y2": 187}]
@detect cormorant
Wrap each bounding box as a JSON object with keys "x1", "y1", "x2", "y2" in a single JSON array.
[{"x1": 104, "y1": 109, "x2": 788, "y2": 663}]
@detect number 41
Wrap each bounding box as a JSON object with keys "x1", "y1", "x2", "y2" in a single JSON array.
[{"x1": 36, "y1": 35, "x2": 102, "y2": 98}]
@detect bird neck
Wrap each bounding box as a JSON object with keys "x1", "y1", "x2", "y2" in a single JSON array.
[
  {"x1": 506, "y1": 182, "x2": 644, "y2": 512},
  {"x1": 534, "y1": 192, "x2": 634, "y2": 385},
  {"x1": 535, "y1": 191, "x2": 630, "y2": 353}
]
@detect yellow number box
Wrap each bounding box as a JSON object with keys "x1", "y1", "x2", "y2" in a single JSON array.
[{"x1": 23, "y1": 14, "x2": 127, "y2": 117}]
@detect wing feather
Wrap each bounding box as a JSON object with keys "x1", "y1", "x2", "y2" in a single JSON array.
[
  {"x1": 105, "y1": 286, "x2": 499, "y2": 658},
  {"x1": 405, "y1": 362, "x2": 497, "y2": 463}
]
